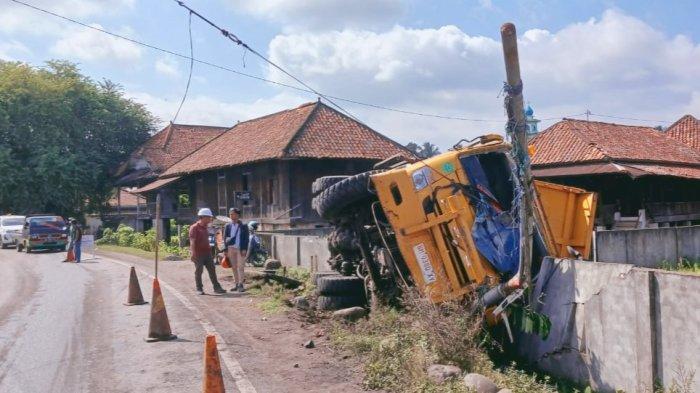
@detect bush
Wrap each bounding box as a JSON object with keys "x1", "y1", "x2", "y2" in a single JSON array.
[{"x1": 95, "y1": 224, "x2": 189, "y2": 257}]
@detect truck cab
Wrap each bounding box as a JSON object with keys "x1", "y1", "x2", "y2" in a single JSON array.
[{"x1": 312, "y1": 134, "x2": 596, "y2": 305}]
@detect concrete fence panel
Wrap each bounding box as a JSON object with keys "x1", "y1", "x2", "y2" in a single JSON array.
[
  {"x1": 518, "y1": 258, "x2": 699, "y2": 392},
  {"x1": 596, "y1": 225, "x2": 700, "y2": 267}
]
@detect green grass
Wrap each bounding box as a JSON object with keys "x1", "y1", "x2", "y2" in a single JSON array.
[{"x1": 96, "y1": 244, "x2": 176, "y2": 260}]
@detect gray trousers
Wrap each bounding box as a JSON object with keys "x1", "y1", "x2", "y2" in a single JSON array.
[{"x1": 193, "y1": 255, "x2": 221, "y2": 290}]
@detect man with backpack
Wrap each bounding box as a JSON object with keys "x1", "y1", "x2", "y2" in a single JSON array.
[{"x1": 224, "y1": 208, "x2": 249, "y2": 292}]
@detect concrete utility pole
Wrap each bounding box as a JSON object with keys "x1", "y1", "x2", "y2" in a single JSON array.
[{"x1": 500, "y1": 23, "x2": 535, "y2": 292}]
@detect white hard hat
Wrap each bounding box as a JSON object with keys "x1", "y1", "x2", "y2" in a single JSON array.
[{"x1": 197, "y1": 208, "x2": 214, "y2": 217}]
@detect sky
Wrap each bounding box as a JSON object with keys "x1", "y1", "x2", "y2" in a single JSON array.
[{"x1": 1, "y1": 0, "x2": 699, "y2": 150}]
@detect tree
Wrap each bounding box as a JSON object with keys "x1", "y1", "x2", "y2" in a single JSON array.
[
  {"x1": 405, "y1": 141, "x2": 441, "y2": 159},
  {"x1": 0, "y1": 60, "x2": 155, "y2": 218}
]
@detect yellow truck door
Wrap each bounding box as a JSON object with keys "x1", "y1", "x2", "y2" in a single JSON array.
[{"x1": 533, "y1": 180, "x2": 597, "y2": 259}]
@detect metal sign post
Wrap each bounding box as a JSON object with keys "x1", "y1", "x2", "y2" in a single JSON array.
[{"x1": 155, "y1": 192, "x2": 161, "y2": 279}]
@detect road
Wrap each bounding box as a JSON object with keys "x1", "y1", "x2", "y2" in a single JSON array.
[{"x1": 0, "y1": 248, "x2": 364, "y2": 393}]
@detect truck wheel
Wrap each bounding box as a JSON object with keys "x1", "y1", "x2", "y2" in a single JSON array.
[
  {"x1": 312, "y1": 170, "x2": 382, "y2": 220},
  {"x1": 312, "y1": 176, "x2": 348, "y2": 195},
  {"x1": 312, "y1": 271, "x2": 340, "y2": 286},
  {"x1": 16, "y1": 243, "x2": 23, "y2": 252},
  {"x1": 317, "y1": 294, "x2": 367, "y2": 311},
  {"x1": 316, "y1": 275, "x2": 365, "y2": 296}
]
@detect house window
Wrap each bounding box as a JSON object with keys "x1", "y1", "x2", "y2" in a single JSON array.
[
  {"x1": 217, "y1": 172, "x2": 227, "y2": 216},
  {"x1": 195, "y1": 178, "x2": 204, "y2": 208}
]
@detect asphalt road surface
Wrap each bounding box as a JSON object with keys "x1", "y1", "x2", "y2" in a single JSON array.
[{"x1": 0, "y1": 248, "x2": 364, "y2": 393}]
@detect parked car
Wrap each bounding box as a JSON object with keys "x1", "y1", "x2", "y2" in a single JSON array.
[
  {"x1": 0, "y1": 215, "x2": 26, "y2": 249},
  {"x1": 16, "y1": 215, "x2": 69, "y2": 253}
]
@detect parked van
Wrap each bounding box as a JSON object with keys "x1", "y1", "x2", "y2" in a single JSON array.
[
  {"x1": 17, "y1": 215, "x2": 69, "y2": 253},
  {"x1": 0, "y1": 215, "x2": 26, "y2": 249}
]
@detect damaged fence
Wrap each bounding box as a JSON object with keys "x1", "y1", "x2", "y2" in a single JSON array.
[{"x1": 517, "y1": 258, "x2": 699, "y2": 393}]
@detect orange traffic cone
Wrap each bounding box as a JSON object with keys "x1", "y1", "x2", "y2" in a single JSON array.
[
  {"x1": 123, "y1": 266, "x2": 148, "y2": 306},
  {"x1": 64, "y1": 248, "x2": 76, "y2": 262},
  {"x1": 203, "y1": 335, "x2": 225, "y2": 393},
  {"x1": 145, "y1": 278, "x2": 177, "y2": 342}
]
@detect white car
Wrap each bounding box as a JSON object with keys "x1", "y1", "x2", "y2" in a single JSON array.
[{"x1": 1, "y1": 215, "x2": 25, "y2": 249}]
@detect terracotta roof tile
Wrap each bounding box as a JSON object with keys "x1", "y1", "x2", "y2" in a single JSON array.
[
  {"x1": 531, "y1": 119, "x2": 700, "y2": 167},
  {"x1": 137, "y1": 123, "x2": 229, "y2": 173},
  {"x1": 162, "y1": 102, "x2": 411, "y2": 177},
  {"x1": 666, "y1": 114, "x2": 700, "y2": 151}
]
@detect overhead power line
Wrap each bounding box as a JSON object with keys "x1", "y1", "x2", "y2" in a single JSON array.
[
  {"x1": 171, "y1": 0, "x2": 362, "y2": 123},
  {"x1": 9, "y1": 0, "x2": 510, "y2": 123},
  {"x1": 9, "y1": 0, "x2": 670, "y2": 127}
]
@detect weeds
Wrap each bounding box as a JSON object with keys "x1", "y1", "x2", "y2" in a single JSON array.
[
  {"x1": 330, "y1": 289, "x2": 566, "y2": 392},
  {"x1": 660, "y1": 258, "x2": 700, "y2": 275}
]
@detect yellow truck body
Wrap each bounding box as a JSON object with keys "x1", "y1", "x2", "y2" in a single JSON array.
[{"x1": 370, "y1": 135, "x2": 596, "y2": 303}]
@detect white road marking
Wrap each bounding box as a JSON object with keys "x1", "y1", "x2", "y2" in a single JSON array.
[{"x1": 105, "y1": 257, "x2": 257, "y2": 393}]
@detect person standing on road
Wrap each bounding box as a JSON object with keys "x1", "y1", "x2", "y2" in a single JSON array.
[
  {"x1": 189, "y1": 208, "x2": 226, "y2": 295},
  {"x1": 63, "y1": 219, "x2": 75, "y2": 262},
  {"x1": 224, "y1": 208, "x2": 249, "y2": 292},
  {"x1": 71, "y1": 219, "x2": 83, "y2": 263}
]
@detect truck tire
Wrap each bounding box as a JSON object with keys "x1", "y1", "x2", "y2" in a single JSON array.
[
  {"x1": 312, "y1": 170, "x2": 381, "y2": 220},
  {"x1": 312, "y1": 271, "x2": 340, "y2": 286},
  {"x1": 312, "y1": 176, "x2": 348, "y2": 195},
  {"x1": 316, "y1": 275, "x2": 365, "y2": 296},
  {"x1": 317, "y1": 294, "x2": 367, "y2": 311}
]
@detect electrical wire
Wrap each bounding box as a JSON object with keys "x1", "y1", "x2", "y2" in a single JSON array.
[
  {"x1": 586, "y1": 112, "x2": 672, "y2": 124},
  {"x1": 171, "y1": 0, "x2": 362, "y2": 123},
  {"x1": 171, "y1": 11, "x2": 194, "y2": 123},
  {"x1": 9, "y1": 0, "x2": 668, "y2": 127},
  {"x1": 8, "y1": 0, "x2": 511, "y2": 124}
]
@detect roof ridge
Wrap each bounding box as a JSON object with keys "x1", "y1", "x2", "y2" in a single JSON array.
[
  {"x1": 309, "y1": 102, "x2": 414, "y2": 157},
  {"x1": 281, "y1": 101, "x2": 321, "y2": 156},
  {"x1": 560, "y1": 119, "x2": 611, "y2": 161},
  {"x1": 233, "y1": 101, "x2": 316, "y2": 127}
]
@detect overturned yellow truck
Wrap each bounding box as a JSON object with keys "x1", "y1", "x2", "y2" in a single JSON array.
[{"x1": 311, "y1": 134, "x2": 596, "y2": 309}]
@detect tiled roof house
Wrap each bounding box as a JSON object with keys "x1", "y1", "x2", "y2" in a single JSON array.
[
  {"x1": 530, "y1": 118, "x2": 700, "y2": 226},
  {"x1": 134, "y1": 101, "x2": 413, "y2": 231}
]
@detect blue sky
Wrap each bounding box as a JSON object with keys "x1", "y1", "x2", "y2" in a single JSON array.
[{"x1": 2, "y1": 0, "x2": 699, "y2": 149}]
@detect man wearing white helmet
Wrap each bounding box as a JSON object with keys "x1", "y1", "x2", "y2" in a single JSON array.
[{"x1": 189, "y1": 208, "x2": 226, "y2": 295}]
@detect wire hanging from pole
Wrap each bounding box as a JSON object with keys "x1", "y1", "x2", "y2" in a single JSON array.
[
  {"x1": 171, "y1": 0, "x2": 363, "y2": 124},
  {"x1": 172, "y1": 11, "x2": 194, "y2": 124}
]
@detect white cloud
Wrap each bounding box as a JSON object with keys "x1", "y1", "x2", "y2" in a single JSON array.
[
  {"x1": 265, "y1": 9, "x2": 700, "y2": 148},
  {"x1": 126, "y1": 91, "x2": 308, "y2": 127},
  {"x1": 0, "y1": 40, "x2": 31, "y2": 61},
  {"x1": 226, "y1": 0, "x2": 405, "y2": 31},
  {"x1": 154, "y1": 57, "x2": 180, "y2": 78},
  {"x1": 50, "y1": 24, "x2": 143, "y2": 62},
  {"x1": 0, "y1": 0, "x2": 135, "y2": 35}
]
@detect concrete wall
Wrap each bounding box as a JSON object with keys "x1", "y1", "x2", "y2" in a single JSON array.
[
  {"x1": 261, "y1": 229, "x2": 333, "y2": 271},
  {"x1": 596, "y1": 225, "x2": 700, "y2": 267},
  {"x1": 517, "y1": 258, "x2": 700, "y2": 392}
]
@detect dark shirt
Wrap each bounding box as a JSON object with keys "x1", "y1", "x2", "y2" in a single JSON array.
[
  {"x1": 189, "y1": 222, "x2": 210, "y2": 258},
  {"x1": 223, "y1": 221, "x2": 249, "y2": 251},
  {"x1": 74, "y1": 226, "x2": 83, "y2": 242}
]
